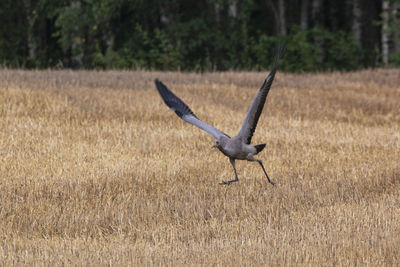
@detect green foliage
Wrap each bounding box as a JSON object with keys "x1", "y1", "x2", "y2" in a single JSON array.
[
  {"x1": 115, "y1": 24, "x2": 182, "y2": 70},
  {"x1": 390, "y1": 52, "x2": 400, "y2": 66},
  {"x1": 309, "y1": 27, "x2": 360, "y2": 71},
  {"x1": 0, "y1": 0, "x2": 393, "y2": 71},
  {"x1": 277, "y1": 27, "x2": 317, "y2": 72},
  {"x1": 244, "y1": 26, "x2": 359, "y2": 72}
]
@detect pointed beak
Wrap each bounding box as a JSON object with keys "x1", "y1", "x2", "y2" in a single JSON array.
[{"x1": 211, "y1": 144, "x2": 217, "y2": 149}]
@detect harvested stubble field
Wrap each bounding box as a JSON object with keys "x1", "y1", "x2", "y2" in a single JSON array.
[{"x1": 0, "y1": 68, "x2": 399, "y2": 265}]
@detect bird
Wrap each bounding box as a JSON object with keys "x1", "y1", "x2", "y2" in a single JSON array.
[{"x1": 155, "y1": 46, "x2": 283, "y2": 185}]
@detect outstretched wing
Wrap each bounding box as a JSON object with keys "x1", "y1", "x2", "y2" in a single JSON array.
[
  {"x1": 237, "y1": 46, "x2": 283, "y2": 144},
  {"x1": 155, "y1": 79, "x2": 229, "y2": 140}
]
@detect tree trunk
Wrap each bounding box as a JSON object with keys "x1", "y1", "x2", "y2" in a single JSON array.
[
  {"x1": 266, "y1": 0, "x2": 285, "y2": 35},
  {"x1": 300, "y1": 0, "x2": 309, "y2": 31},
  {"x1": 71, "y1": 35, "x2": 84, "y2": 69},
  {"x1": 277, "y1": 0, "x2": 286, "y2": 35},
  {"x1": 213, "y1": 2, "x2": 221, "y2": 25},
  {"x1": 392, "y1": 2, "x2": 400, "y2": 54},
  {"x1": 352, "y1": 0, "x2": 362, "y2": 49},
  {"x1": 266, "y1": 1, "x2": 280, "y2": 35},
  {"x1": 27, "y1": 16, "x2": 36, "y2": 60},
  {"x1": 311, "y1": 0, "x2": 321, "y2": 26},
  {"x1": 229, "y1": 0, "x2": 237, "y2": 18},
  {"x1": 70, "y1": 3, "x2": 83, "y2": 69},
  {"x1": 382, "y1": 0, "x2": 390, "y2": 66},
  {"x1": 24, "y1": 1, "x2": 36, "y2": 61},
  {"x1": 160, "y1": 6, "x2": 170, "y2": 26},
  {"x1": 311, "y1": 0, "x2": 323, "y2": 64}
]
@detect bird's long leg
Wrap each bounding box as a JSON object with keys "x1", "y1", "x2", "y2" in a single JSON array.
[
  {"x1": 247, "y1": 155, "x2": 275, "y2": 185},
  {"x1": 256, "y1": 159, "x2": 275, "y2": 185},
  {"x1": 220, "y1": 158, "x2": 239, "y2": 185}
]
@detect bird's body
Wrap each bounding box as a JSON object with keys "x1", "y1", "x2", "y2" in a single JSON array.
[
  {"x1": 155, "y1": 46, "x2": 283, "y2": 185},
  {"x1": 216, "y1": 136, "x2": 257, "y2": 160}
]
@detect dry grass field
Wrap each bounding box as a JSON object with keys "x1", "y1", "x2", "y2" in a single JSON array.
[{"x1": 0, "y1": 68, "x2": 399, "y2": 265}]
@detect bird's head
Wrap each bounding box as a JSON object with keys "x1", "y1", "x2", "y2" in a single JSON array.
[{"x1": 211, "y1": 140, "x2": 220, "y2": 149}]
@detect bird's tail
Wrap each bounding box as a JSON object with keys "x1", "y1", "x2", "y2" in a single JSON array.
[{"x1": 254, "y1": 144, "x2": 266, "y2": 154}]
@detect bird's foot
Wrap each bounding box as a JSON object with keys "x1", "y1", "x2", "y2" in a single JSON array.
[
  {"x1": 267, "y1": 179, "x2": 275, "y2": 186},
  {"x1": 219, "y1": 179, "x2": 238, "y2": 185}
]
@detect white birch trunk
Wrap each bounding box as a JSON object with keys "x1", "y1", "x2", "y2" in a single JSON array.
[{"x1": 229, "y1": 0, "x2": 237, "y2": 18}]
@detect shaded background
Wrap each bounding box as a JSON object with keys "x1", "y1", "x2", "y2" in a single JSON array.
[{"x1": 0, "y1": 0, "x2": 399, "y2": 71}]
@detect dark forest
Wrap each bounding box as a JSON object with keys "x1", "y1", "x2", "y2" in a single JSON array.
[{"x1": 1, "y1": 0, "x2": 399, "y2": 71}]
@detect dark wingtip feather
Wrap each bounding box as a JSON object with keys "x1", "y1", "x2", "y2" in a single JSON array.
[
  {"x1": 244, "y1": 45, "x2": 283, "y2": 144},
  {"x1": 271, "y1": 44, "x2": 284, "y2": 72},
  {"x1": 254, "y1": 144, "x2": 266, "y2": 154},
  {"x1": 154, "y1": 79, "x2": 198, "y2": 119}
]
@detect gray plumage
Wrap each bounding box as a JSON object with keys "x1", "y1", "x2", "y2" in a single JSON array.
[
  {"x1": 238, "y1": 47, "x2": 282, "y2": 145},
  {"x1": 155, "y1": 46, "x2": 283, "y2": 185},
  {"x1": 155, "y1": 79, "x2": 229, "y2": 140}
]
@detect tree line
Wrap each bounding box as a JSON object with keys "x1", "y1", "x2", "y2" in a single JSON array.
[{"x1": 1, "y1": 0, "x2": 399, "y2": 72}]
